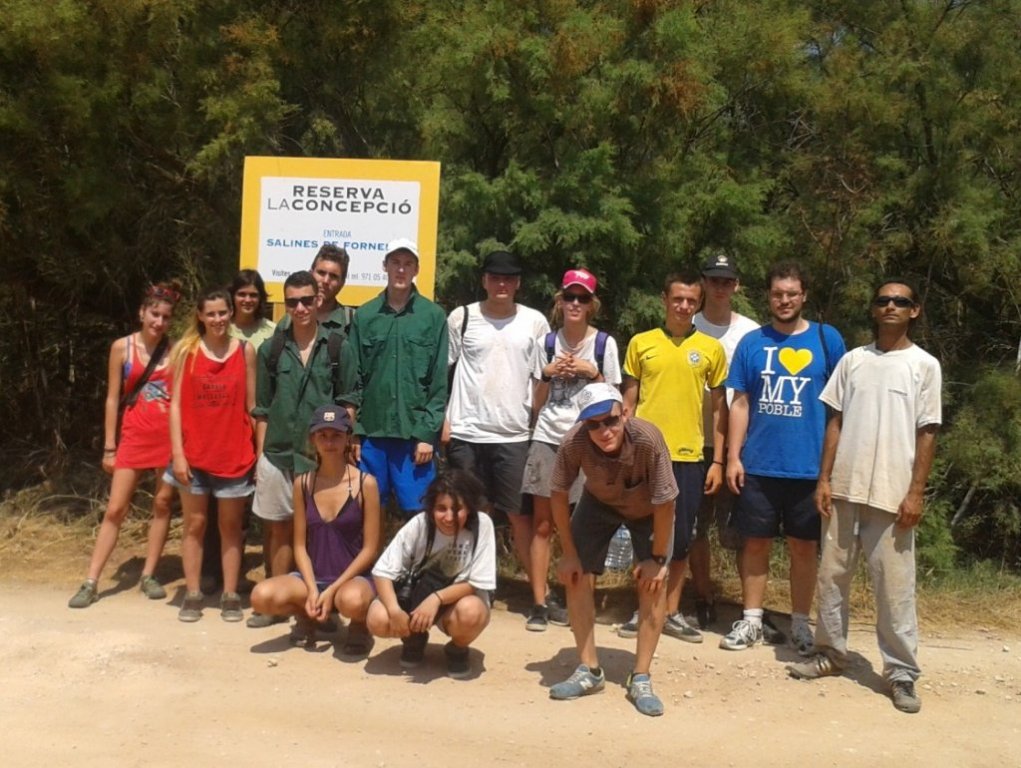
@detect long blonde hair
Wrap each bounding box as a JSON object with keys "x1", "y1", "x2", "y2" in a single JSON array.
[
  {"x1": 549, "y1": 289, "x2": 602, "y2": 330},
  {"x1": 171, "y1": 287, "x2": 233, "y2": 373}
]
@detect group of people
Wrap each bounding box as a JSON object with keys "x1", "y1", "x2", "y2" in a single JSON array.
[{"x1": 69, "y1": 241, "x2": 942, "y2": 717}]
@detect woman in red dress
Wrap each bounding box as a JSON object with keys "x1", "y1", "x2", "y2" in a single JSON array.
[
  {"x1": 69, "y1": 282, "x2": 182, "y2": 609},
  {"x1": 168, "y1": 288, "x2": 257, "y2": 623}
]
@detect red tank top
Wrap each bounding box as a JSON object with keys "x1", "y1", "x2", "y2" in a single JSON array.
[
  {"x1": 116, "y1": 334, "x2": 173, "y2": 470},
  {"x1": 179, "y1": 341, "x2": 255, "y2": 478}
]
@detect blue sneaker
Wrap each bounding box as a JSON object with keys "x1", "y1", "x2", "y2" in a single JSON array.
[
  {"x1": 549, "y1": 664, "x2": 605, "y2": 700},
  {"x1": 626, "y1": 672, "x2": 664, "y2": 717}
]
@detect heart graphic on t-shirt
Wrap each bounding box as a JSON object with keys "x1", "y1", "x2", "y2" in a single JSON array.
[{"x1": 778, "y1": 347, "x2": 813, "y2": 376}]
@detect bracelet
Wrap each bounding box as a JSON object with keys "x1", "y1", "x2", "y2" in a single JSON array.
[
  {"x1": 103, "y1": 448, "x2": 116, "y2": 454},
  {"x1": 433, "y1": 590, "x2": 443, "y2": 606},
  {"x1": 712, "y1": 460, "x2": 723, "y2": 466}
]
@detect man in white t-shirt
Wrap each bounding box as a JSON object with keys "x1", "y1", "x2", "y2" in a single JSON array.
[
  {"x1": 788, "y1": 279, "x2": 941, "y2": 716},
  {"x1": 689, "y1": 253, "x2": 760, "y2": 630},
  {"x1": 444, "y1": 250, "x2": 550, "y2": 597}
]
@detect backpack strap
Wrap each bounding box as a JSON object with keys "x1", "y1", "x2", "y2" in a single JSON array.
[
  {"x1": 594, "y1": 330, "x2": 609, "y2": 375},
  {"x1": 266, "y1": 327, "x2": 287, "y2": 391},
  {"x1": 544, "y1": 331, "x2": 557, "y2": 363},
  {"x1": 446, "y1": 306, "x2": 471, "y2": 399},
  {"x1": 327, "y1": 331, "x2": 344, "y2": 384},
  {"x1": 817, "y1": 322, "x2": 833, "y2": 379},
  {"x1": 343, "y1": 305, "x2": 355, "y2": 337}
]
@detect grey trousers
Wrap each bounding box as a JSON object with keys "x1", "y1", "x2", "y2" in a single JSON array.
[{"x1": 813, "y1": 500, "x2": 920, "y2": 683}]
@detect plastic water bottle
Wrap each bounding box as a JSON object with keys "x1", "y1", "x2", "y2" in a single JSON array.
[{"x1": 604, "y1": 525, "x2": 633, "y2": 571}]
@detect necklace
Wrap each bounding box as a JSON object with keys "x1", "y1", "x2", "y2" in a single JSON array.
[{"x1": 560, "y1": 326, "x2": 592, "y2": 355}]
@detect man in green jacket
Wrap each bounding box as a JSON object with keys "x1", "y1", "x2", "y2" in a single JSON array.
[{"x1": 350, "y1": 239, "x2": 448, "y2": 516}]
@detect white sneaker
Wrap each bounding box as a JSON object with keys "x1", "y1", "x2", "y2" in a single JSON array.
[{"x1": 719, "y1": 619, "x2": 763, "y2": 651}]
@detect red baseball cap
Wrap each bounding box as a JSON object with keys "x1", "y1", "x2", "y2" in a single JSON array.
[{"x1": 562, "y1": 268, "x2": 597, "y2": 294}]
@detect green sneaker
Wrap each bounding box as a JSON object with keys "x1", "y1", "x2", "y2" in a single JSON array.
[
  {"x1": 178, "y1": 591, "x2": 204, "y2": 623},
  {"x1": 139, "y1": 575, "x2": 166, "y2": 600},
  {"x1": 220, "y1": 592, "x2": 244, "y2": 622},
  {"x1": 68, "y1": 580, "x2": 98, "y2": 609}
]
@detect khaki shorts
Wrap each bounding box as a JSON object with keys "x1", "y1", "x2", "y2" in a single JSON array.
[
  {"x1": 252, "y1": 453, "x2": 295, "y2": 522},
  {"x1": 521, "y1": 440, "x2": 583, "y2": 503}
]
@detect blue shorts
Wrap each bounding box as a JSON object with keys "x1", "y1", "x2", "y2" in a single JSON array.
[
  {"x1": 358, "y1": 437, "x2": 435, "y2": 516},
  {"x1": 162, "y1": 466, "x2": 254, "y2": 499},
  {"x1": 671, "y1": 461, "x2": 706, "y2": 561},
  {"x1": 734, "y1": 474, "x2": 820, "y2": 541}
]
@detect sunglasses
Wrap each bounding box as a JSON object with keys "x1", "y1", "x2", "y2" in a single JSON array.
[
  {"x1": 284, "y1": 295, "x2": 317, "y2": 309},
  {"x1": 563, "y1": 292, "x2": 593, "y2": 305},
  {"x1": 585, "y1": 414, "x2": 622, "y2": 431},
  {"x1": 873, "y1": 295, "x2": 915, "y2": 309}
]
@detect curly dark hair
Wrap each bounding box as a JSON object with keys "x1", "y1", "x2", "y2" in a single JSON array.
[{"x1": 419, "y1": 469, "x2": 487, "y2": 544}]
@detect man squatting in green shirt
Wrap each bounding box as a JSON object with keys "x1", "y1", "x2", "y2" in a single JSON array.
[{"x1": 247, "y1": 268, "x2": 360, "y2": 627}]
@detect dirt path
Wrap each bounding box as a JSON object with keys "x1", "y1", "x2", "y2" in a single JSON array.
[{"x1": 1, "y1": 569, "x2": 1018, "y2": 767}]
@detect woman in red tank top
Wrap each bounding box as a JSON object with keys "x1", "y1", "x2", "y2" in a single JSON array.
[
  {"x1": 169, "y1": 287, "x2": 257, "y2": 623},
  {"x1": 69, "y1": 282, "x2": 182, "y2": 610}
]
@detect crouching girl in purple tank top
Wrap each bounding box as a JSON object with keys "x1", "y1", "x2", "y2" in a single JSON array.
[{"x1": 251, "y1": 404, "x2": 381, "y2": 657}]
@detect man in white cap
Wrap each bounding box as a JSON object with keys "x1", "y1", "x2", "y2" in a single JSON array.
[
  {"x1": 547, "y1": 383, "x2": 677, "y2": 717},
  {"x1": 349, "y1": 239, "x2": 448, "y2": 517}
]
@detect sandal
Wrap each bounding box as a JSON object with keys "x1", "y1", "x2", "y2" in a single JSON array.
[
  {"x1": 290, "y1": 616, "x2": 317, "y2": 648},
  {"x1": 340, "y1": 622, "x2": 372, "y2": 658}
]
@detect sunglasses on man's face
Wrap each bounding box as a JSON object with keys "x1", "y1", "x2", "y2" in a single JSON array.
[
  {"x1": 284, "y1": 295, "x2": 317, "y2": 309},
  {"x1": 873, "y1": 295, "x2": 915, "y2": 309},
  {"x1": 585, "y1": 414, "x2": 622, "y2": 432},
  {"x1": 563, "y1": 292, "x2": 593, "y2": 305}
]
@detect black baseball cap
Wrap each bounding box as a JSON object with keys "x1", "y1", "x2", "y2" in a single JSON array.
[
  {"x1": 701, "y1": 253, "x2": 739, "y2": 279},
  {"x1": 481, "y1": 250, "x2": 522, "y2": 276}
]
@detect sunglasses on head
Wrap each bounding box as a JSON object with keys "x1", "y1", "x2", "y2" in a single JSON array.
[
  {"x1": 585, "y1": 414, "x2": 622, "y2": 431},
  {"x1": 284, "y1": 295, "x2": 317, "y2": 309},
  {"x1": 873, "y1": 295, "x2": 915, "y2": 308},
  {"x1": 563, "y1": 292, "x2": 593, "y2": 305}
]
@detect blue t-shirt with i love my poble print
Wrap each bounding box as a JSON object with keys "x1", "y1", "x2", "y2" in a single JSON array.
[{"x1": 727, "y1": 322, "x2": 846, "y2": 479}]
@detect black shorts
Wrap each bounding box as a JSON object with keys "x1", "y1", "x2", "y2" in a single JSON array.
[
  {"x1": 671, "y1": 461, "x2": 706, "y2": 561},
  {"x1": 734, "y1": 474, "x2": 820, "y2": 541},
  {"x1": 570, "y1": 492, "x2": 675, "y2": 575},
  {"x1": 445, "y1": 439, "x2": 529, "y2": 516}
]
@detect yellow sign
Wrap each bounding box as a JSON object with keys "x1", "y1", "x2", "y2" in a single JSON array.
[{"x1": 240, "y1": 157, "x2": 441, "y2": 304}]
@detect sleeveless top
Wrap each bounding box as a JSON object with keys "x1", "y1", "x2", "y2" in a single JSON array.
[
  {"x1": 179, "y1": 341, "x2": 255, "y2": 478},
  {"x1": 115, "y1": 334, "x2": 172, "y2": 470},
  {"x1": 302, "y1": 470, "x2": 367, "y2": 583}
]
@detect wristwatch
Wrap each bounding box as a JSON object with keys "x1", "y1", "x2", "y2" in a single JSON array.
[{"x1": 651, "y1": 554, "x2": 667, "y2": 565}]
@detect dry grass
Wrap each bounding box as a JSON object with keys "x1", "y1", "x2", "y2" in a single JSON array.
[
  {"x1": 496, "y1": 527, "x2": 1021, "y2": 632},
  {"x1": 3, "y1": 469, "x2": 1021, "y2": 632}
]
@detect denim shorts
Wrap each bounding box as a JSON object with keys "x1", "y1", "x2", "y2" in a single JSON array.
[{"x1": 162, "y1": 466, "x2": 254, "y2": 498}]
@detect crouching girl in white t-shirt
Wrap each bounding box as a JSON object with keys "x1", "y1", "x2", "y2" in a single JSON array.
[{"x1": 368, "y1": 470, "x2": 496, "y2": 678}]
